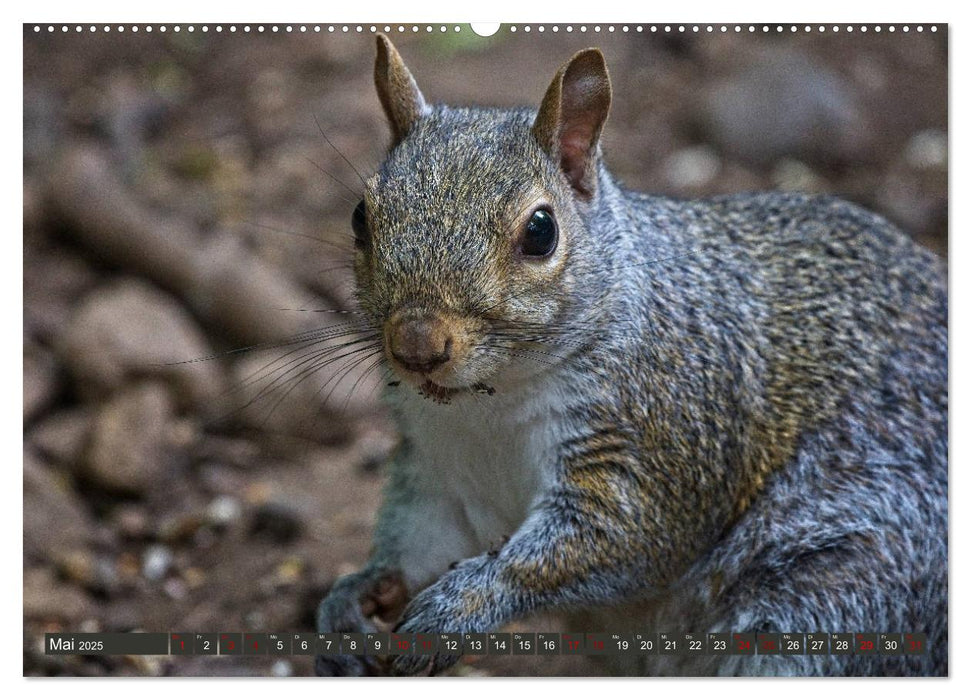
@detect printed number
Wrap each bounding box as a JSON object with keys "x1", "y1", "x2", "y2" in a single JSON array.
[
  {"x1": 713, "y1": 640, "x2": 727, "y2": 651},
  {"x1": 495, "y1": 640, "x2": 506, "y2": 650},
  {"x1": 348, "y1": 640, "x2": 357, "y2": 650},
  {"x1": 519, "y1": 640, "x2": 532, "y2": 651},
  {"x1": 617, "y1": 640, "x2": 629, "y2": 651},
  {"x1": 373, "y1": 640, "x2": 382, "y2": 650},
  {"x1": 836, "y1": 640, "x2": 848, "y2": 651},
  {"x1": 859, "y1": 640, "x2": 874, "y2": 651},
  {"x1": 664, "y1": 640, "x2": 676, "y2": 650},
  {"x1": 446, "y1": 640, "x2": 458, "y2": 651},
  {"x1": 786, "y1": 640, "x2": 800, "y2": 650},
  {"x1": 689, "y1": 640, "x2": 701, "y2": 650},
  {"x1": 885, "y1": 640, "x2": 898, "y2": 651},
  {"x1": 543, "y1": 640, "x2": 557, "y2": 650},
  {"x1": 202, "y1": 641, "x2": 210, "y2": 650},
  {"x1": 640, "y1": 640, "x2": 654, "y2": 651},
  {"x1": 276, "y1": 640, "x2": 284, "y2": 651},
  {"x1": 300, "y1": 641, "x2": 309, "y2": 651},
  {"x1": 470, "y1": 640, "x2": 483, "y2": 651},
  {"x1": 811, "y1": 640, "x2": 823, "y2": 650}
]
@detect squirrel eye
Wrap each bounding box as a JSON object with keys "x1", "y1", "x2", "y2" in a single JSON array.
[
  {"x1": 520, "y1": 208, "x2": 558, "y2": 258},
  {"x1": 351, "y1": 199, "x2": 369, "y2": 248}
]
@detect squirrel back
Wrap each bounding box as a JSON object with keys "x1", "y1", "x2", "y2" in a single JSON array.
[{"x1": 316, "y1": 36, "x2": 947, "y2": 677}]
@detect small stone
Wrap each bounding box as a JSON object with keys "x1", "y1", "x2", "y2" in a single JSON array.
[
  {"x1": 141, "y1": 545, "x2": 173, "y2": 582},
  {"x1": 270, "y1": 660, "x2": 293, "y2": 677},
  {"x1": 28, "y1": 409, "x2": 93, "y2": 468},
  {"x1": 114, "y1": 505, "x2": 151, "y2": 539},
  {"x1": 663, "y1": 145, "x2": 721, "y2": 190},
  {"x1": 163, "y1": 577, "x2": 188, "y2": 600},
  {"x1": 23, "y1": 567, "x2": 90, "y2": 621},
  {"x1": 206, "y1": 495, "x2": 243, "y2": 528},
  {"x1": 244, "y1": 482, "x2": 273, "y2": 505},
  {"x1": 771, "y1": 158, "x2": 825, "y2": 193},
  {"x1": 117, "y1": 552, "x2": 141, "y2": 583},
  {"x1": 56, "y1": 550, "x2": 94, "y2": 586},
  {"x1": 274, "y1": 557, "x2": 304, "y2": 585},
  {"x1": 79, "y1": 619, "x2": 101, "y2": 633},
  {"x1": 125, "y1": 655, "x2": 162, "y2": 676},
  {"x1": 905, "y1": 129, "x2": 947, "y2": 170},
  {"x1": 157, "y1": 512, "x2": 205, "y2": 543},
  {"x1": 57, "y1": 278, "x2": 223, "y2": 407},
  {"x1": 244, "y1": 610, "x2": 265, "y2": 630},
  {"x1": 24, "y1": 449, "x2": 95, "y2": 560},
  {"x1": 183, "y1": 567, "x2": 207, "y2": 589},
  {"x1": 84, "y1": 382, "x2": 177, "y2": 495},
  {"x1": 23, "y1": 344, "x2": 59, "y2": 424}
]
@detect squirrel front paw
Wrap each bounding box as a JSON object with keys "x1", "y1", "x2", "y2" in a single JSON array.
[
  {"x1": 315, "y1": 568, "x2": 408, "y2": 676},
  {"x1": 390, "y1": 557, "x2": 496, "y2": 676}
]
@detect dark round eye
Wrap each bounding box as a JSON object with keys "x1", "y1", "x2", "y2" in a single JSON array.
[
  {"x1": 351, "y1": 199, "x2": 369, "y2": 248},
  {"x1": 520, "y1": 207, "x2": 558, "y2": 258}
]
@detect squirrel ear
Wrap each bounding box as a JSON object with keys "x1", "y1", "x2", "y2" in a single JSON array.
[
  {"x1": 374, "y1": 34, "x2": 429, "y2": 146},
  {"x1": 532, "y1": 49, "x2": 612, "y2": 199}
]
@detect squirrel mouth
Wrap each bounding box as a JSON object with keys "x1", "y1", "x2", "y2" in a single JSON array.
[{"x1": 414, "y1": 379, "x2": 496, "y2": 405}]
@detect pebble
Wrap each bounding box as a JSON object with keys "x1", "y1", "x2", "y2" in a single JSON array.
[
  {"x1": 163, "y1": 577, "x2": 188, "y2": 600},
  {"x1": 206, "y1": 495, "x2": 243, "y2": 528},
  {"x1": 57, "y1": 278, "x2": 223, "y2": 407},
  {"x1": 114, "y1": 505, "x2": 151, "y2": 540},
  {"x1": 771, "y1": 158, "x2": 825, "y2": 193},
  {"x1": 23, "y1": 344, "x2": 58, "y2": 424},
  {"x1": 270, "y1": 660, "x2": 293, "y2": 677},
  {"x1": 158, "y1": 512, "x2": 205, "y2": 543},
  {"x1": 141, "y1": 545, "x2": 173, "y2": 582},
  {"x1": 905, "y1": 129, "x2": 947, "y2": 170},
  {"x1": 702, "y1": 48, "x2": 867, "y2": 165},
  {"x1": 85, "y1": 382, "x2": 176, "y2": 495},
  {"x1": 28, "y1": 409, "x2": 93, "y2": 469},
  {"x1": 663, "y1": 145, "x2": 720, "y2": 190}
]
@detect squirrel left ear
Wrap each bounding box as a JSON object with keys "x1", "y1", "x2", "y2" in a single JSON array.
[
  {"x1": 374, "y1": 34, "x2": 430, "y2": 147},
  {"x1": 532, "y1": 49, "x2": 612, "y2": 199}
]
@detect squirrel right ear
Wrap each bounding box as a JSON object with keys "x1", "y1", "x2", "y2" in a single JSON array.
[
  {"x1": 374, "y1": 34, "x2": 429, "y2": 146},
  {"x1": 532, "y1": 49, "x2": 612, "y2": 199}
]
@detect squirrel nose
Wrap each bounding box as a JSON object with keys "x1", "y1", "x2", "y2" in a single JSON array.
[{"x1": 389, "y1": 314, "x2": 453, "y2": 374}]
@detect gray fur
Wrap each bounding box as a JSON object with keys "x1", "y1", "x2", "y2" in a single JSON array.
[{"x1": 316, "y1": 39, "x2": 947, "y2": 677}]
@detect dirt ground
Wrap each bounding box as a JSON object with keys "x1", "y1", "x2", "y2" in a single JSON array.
[{"x1": 23, "y1": 24, "x2": 947, "y2": 677}]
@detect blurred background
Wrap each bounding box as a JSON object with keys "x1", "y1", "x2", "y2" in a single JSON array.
[{"x1": 23, "y1": 25, "x2": 947, "y2": 676}]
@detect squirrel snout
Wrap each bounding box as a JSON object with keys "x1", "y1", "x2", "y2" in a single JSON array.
[{"x1": 388, "y1": 314, "x2": 454, "y2": 375}]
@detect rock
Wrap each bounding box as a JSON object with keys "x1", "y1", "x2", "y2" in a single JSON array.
[
  {"x1": 662, "y1": 145, "x2": 720, "y2": 190},
  {"x1": 28, "y1": 408, "x2": 92, "y2": 468},
  {"x1": 23, "y1": 567, "x2": 92, "y2": 622},
  {"x1": 23, "y1": 449, "x2": 94, "y2": 560},
  {"x1": 270, "y1": 660, "x2": 293, "y2": 677},
  {"x1": 113, "y1": 505, "x2": 151, "y2": 540},
  {"x1": 157, "y1": 512, "x2": 205, "y2": 544},
  {"x1": 905, "y1": 129, "x2": 947, "y2": 170},
  {"x1": 701, "y1": 49, "x2": 870, "y2": 166},
  {"x1": 770, "y1": 158, "x2": 826, "y2": 193},
  {"x1": 141, "y1": 545, "x2": 173, "y2": 582},
  {"x1": 57, "y1": 279, "x2": 223, "y2": 408},
  {"x1": 250, "y1": 501, "x2": 303, "y2": 544},
  {"x1": 163, "y1": 577, "x2": 188, "y2": 600},
  {"x1": 206, "y1": 495, "x2": 243, "y2": 528},
  {"x1": 84, "y1": 382, "x2": 177, "y2": 495},
  {"x1": 23, "y1": 343, "x2": 58, "y2": 424}
]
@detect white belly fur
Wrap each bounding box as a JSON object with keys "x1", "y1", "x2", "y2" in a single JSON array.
[{"x1": 390, "y1": 370, "x2": 572, "y2": 585}]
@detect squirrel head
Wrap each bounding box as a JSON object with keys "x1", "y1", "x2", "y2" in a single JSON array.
[{"x1": 354, "y1": 35, "x2": 612, "y2": 402}]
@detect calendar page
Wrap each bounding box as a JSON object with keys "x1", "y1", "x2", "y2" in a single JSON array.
[{"x1": 23, "y1": 15, "x2": 948, "y2": 679}]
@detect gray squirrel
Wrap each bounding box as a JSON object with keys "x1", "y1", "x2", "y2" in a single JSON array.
[{"x1": 315, "y1": 35, "x2": 948, "y2": 676}]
